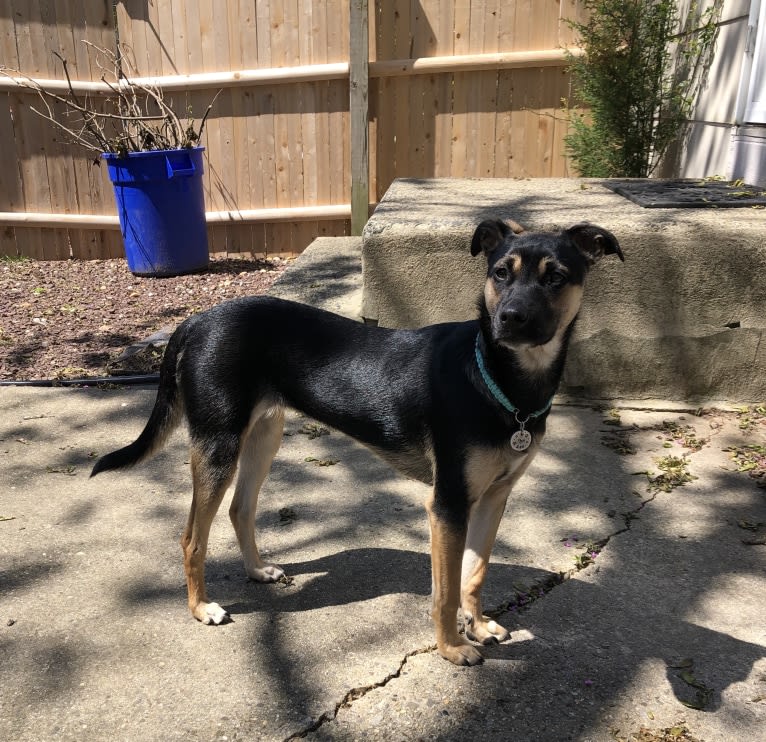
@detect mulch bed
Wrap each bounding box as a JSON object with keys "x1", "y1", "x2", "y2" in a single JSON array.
[{"x1": 0, "y1": 255, "x2": 288, "y2": 381}]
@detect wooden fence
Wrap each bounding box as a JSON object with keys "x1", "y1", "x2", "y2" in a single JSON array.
[{"x1": 0, "y1": 0, "x2": 585, "y2": 260}]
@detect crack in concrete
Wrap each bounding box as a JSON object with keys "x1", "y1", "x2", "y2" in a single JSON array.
[
  {"x1": 282, "y1": 644, "x2": 436, "y2": 740},
  {"x1": 486, "y1": 490, "x2": 659, "y2": 620}
]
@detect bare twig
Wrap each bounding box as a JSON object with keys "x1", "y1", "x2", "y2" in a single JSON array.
[
  {"x1": 28, "y1": 105, "x2": 103, "y2": 153},
  {"x1": 2, "y1": 42, "x2": 218, "y2": 155},
  {"x1": 51, "y1": 51, "x2": 111, "y2": 151},
  {"x1": 198, "y1": 88, "x2": 223, "y2": 143}
]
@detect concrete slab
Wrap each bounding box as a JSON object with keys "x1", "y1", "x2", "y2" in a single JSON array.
[
  {"x1": 361, "y1": 178, "x2": 766, "y2": 402},
  {"x1": 2, "y1": 389, "x2": 765, "y2": 742}
]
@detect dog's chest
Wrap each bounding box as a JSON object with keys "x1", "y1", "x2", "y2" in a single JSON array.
[
  {"x1": 493, "y1": 444, "x2": 537, "y2": 482},
  {"x1": 464, "y1": 436, "x2": 541, "y2": 497}
]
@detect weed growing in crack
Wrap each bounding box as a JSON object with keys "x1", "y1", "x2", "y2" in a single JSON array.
[
  {"x1": 652, "y1": 420, "x2": 708, "y2": 452},
  {"x1": 487, "y1": 538, "x2": 608, "y2": 620},
  {"x1": 562, "y1": 535, "x2": 604, "y2": 568},
  {"x1": 599, "y1": 410, "x2": 637, "y2": 455},
  {"x1": 573, "y1": 539, "x2": 603, "y2": 569},
  {"x1": 736, "y1": 518, "x2": 766, "y2": 545},
  {"x1": 602, "y1": 415, "x2": 712, "y2": 459},
  {"x1": 637, "y1": 455, "x2": 697, "y2": 493},
  {"x1": 603, "y1": 408, "x2": 623, "y2": 426},
  {"x1": 723, "y1": 443, "x2": 766, "y2": 488},
  {"x1": 278, "y1": 506, "x2": 297, "y2": 525},
  {"x1": 304, "y1": 456, "x2": 340, "y2": 466},
  {"x1": 734, "y1": 403, "x2": 766, "y2": 432},
  {"x1": 573, "y1": 551, "x2": 596, "y2": 569}
]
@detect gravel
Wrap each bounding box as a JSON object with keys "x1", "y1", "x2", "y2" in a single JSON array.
[{"x1": 0, "y1": 255, "x2": 288, "y2": 381}]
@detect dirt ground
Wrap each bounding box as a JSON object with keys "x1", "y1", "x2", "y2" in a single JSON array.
[{"x1": 0, "y1": 256, "x2": 288, "y2": 381}]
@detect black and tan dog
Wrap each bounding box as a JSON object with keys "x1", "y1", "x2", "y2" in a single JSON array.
[{"x1": 91, "y1": 219, "x2": 623, "y2": 666}]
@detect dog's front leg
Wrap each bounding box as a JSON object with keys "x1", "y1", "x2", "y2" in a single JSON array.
[
  {"x1": 426, "y1": 493, "x2": 483, "y2": 666},
  {"x1": 461, "y1": 482, "x2": 511, "y2": 644}
]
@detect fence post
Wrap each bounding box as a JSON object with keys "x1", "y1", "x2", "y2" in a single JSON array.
[{"x1": 350, "y1": 0, "x2": 369, "y2": 236}]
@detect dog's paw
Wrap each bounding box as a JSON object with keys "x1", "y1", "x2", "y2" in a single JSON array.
[
  {"x1": 465, "y1": 617, "x2": 510, "y2": 645},
  {"x1": 439, "y1": 641, "x2": 484, "y2": 666},
  {"x1": 247, "y1": 563, "x2": 285, "y2": 583},
  {"x1": 193, "y1": 601, "x2": 230, "y2": 625}
]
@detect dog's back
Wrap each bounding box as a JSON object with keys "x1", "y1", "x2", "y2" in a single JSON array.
[{"x1": 92, "y1": 297, "x2": 450, "y2": 481}]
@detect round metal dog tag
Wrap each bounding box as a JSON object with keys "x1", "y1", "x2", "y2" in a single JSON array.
[{"x1": 510, "y1": 429, "x2": 532, "y2": 452}]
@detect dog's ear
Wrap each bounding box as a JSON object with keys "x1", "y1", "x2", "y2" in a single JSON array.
[
  {"x1": 565, "y1": 223, "x2": 624, "y2": 265},
  {"x1": 470, "y1": 219, "x2": 513, "y2": 257}
]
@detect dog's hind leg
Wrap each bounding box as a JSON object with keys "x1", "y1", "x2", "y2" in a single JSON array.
[
  {"x1": 229, "y1": 406, "x2": 286, "y2": 583},
  {"x1": 182, "y1": 438, "x2": 239, "y2": 625},
  {"x1": 460, "y1": 482, "x2": 511, "y2": 645}
]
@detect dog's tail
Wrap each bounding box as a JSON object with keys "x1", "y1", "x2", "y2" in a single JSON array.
[{"x1": 90, "y1": 322, "x2": 188, "y2": 478}]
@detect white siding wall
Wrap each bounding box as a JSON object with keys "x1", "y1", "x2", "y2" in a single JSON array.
[{"x1": 661, "y1": 0, "x2": 753, "y2": 179}]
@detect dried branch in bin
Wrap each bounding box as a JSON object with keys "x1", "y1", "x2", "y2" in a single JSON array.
[{"x1": 1, "y1": 42, "x2": 220, "y2": 155}]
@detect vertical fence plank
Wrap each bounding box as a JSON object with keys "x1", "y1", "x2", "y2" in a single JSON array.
[
  {"x1": 326, "y1": 80, "x2": 348, "y2": 211},
  {"x1": 312, "y1": 2, "x2": 333, "y2": 210},
  {"x1": 464, "y1": 0, "x2": 484, "y2": 177},
  {"x1": 287, "y1": 77, "x2": 312, "y2": 244},
  {"x1": 0, "y1": 92, "x2": 20, "y2": 255},
  {"x1": 448, "y1": 0, "x2": 472, "y2": 178},
  {"x1": 408, "y1": 0, "x2": 428, "y2": 178},
  {"x1": 84, "y1": 0, "x2": 122, "y2": 259},
  {"x1": 12, "y1": 0, "x2": 48, "y2": 258},
  {"x1": 299, "y1": 6, "x2": 320, "y2": 244},
  {"x1": 493, "y1": 0, "x2": 514, "y2": 178},
  {"x1": 0, "y1": 1, "x2": 21, "y2": 254},
  {"x1": 365, "y1": 0, "x2": 377, "y2": 206},
  {"x1": 52, "y1": 1, "x2": 89, "y2": 258},
  {"x1": 372, "y1": 0, "x2": 393, "y2": 201},
  {"x1": 430, "y1": 0, "x2": 454, "y2": 177},
  {"x1": 391, "y1": 0, "x2": 411, "y2": 182},
  {"x1": 327, "y1": 0, "x2": 349, "y2": 216},
  {"x1": 350, "y1": 0, "x2": 369, "y2": 234},
  {"x1": 478, "y1": 0, "x2": 499, "y2": 177}
]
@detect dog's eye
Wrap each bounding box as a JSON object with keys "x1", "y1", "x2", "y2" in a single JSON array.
[
  {"x1": 493, "y1": 266, "x2": 510, "y2": 282},
  {"x1": 545, "y1": 271, "x2": 567, "y2": 287}
]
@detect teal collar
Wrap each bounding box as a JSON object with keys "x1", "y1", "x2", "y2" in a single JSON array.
[{"x1": 474, "y1": 334, "x2": 554, "y2": 423}]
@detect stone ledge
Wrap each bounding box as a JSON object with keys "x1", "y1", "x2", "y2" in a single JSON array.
[
  {"x1": 361, "y1": 178, "x2": 766, "y2": 402},
  {"x1": 269, "y1": 236, "x2": 362, "y2": 319}
]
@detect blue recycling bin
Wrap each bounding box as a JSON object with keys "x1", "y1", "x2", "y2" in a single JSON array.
[{"x1": 103, "y1": 147, "x2": 209, "y2": 277}]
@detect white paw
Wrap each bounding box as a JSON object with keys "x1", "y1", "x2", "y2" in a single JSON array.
[
  {"x1": 201, "y1": 602, "x2": 229, "y2": 625},
  {"x1": 465, "y1": 617, "x2": 510, "y2": 645},
  {"x1": 247, "y1": 563, "x2": 285, "y2": 583}
]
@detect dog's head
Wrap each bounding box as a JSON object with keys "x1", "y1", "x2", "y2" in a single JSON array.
[{"x1": 471, "y1": 219, "x2": 623, "y2": 350}]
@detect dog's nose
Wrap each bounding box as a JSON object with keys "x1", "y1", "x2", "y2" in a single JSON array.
[{"x1": 499, "y1": 307, "x2": 528, "y2": 326}]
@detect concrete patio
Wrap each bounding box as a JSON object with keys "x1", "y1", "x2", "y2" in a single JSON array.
[{"x1": 2, "y1": 232, "x2": 765, "y2": 741}]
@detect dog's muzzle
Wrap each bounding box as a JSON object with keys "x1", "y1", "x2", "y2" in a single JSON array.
[{"x1": 492, "y1": 302, "x2": 557, "y2": 348}]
